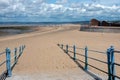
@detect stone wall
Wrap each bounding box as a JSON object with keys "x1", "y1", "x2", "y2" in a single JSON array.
[{"x1": 80, "y1": 26, "x2": 120, "y2": 33}]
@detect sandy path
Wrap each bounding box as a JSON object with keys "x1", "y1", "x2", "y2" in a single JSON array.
[{"x1": 0, "y1": 25, "x2": 120, "y2": 80}]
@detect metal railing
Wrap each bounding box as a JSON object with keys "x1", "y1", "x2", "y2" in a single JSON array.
[
  {"x1": 0, "y1": 45, "x2": 25, "y2": 80},
  {"x1": 58, "y1": 44, "x2": 120, "y2": 80}
]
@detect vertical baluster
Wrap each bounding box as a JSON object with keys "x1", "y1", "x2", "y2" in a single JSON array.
[
  {"x1": 18, "y1": 46, "x2": 21, "y2": 58},
  {"x1": 14, "y1": 48, "x2": 17, "y2": 64},
  {"x1": 73, "y1": 45, "x2": 76, "y2": 60},
  {"x1": 110, "y1": 46, "x2": 116, "y2": 80},
  {"x1": 6, "y1": 48, "x2": 12, "y2": 77},
  {"x1": 66, "y1": 44, "x2": 68, "y2": 54},
  {"x1": 23, "y1": 45, "x2": 25, "y2": 49},
  {"x1": 61, "y1": 44, "x2": 63, "y2": 49},
  {"x1": 85, "y1": 46, "x2": 88, "y2": 71},
  {"x1": 107, "y1": 48, "x2": 112, "y2": 80}
]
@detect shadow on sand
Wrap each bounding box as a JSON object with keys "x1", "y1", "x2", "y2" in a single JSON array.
[{"x1": 57, "y1": 44, "x2": 102, "y2": 80}]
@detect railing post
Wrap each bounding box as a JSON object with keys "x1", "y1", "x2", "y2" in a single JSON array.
[
  {"x1": 24, "y1": 45, "x2": 25, "y2": 49},
  {"x1": 110, "y1": 46, "x2": 116, "y2": 80},
  {"x1": 20, "y1": 46, "x2": 22, "y2": 56},
  {"x1": 14, "y1": 48, "x2": 17, "y2": 64},
  {"x1": 66, "y1": 44, "x2": 68, "y2": 54},
  {"x1": 21, "y1": 45, "x2": 23, "y2": 53},
  {"x1": 73, "y1": 45, "x2": 76, "y2": 60},
  {"x1": 23, "y1": 45, "x2": 25, "y2": 50},
  {"x1": 85, "y1": 46, "x2": 88, "y2": 71},
  {"x1": 6, "y1": 48, "x2": 12, "y2": 77},
  {"x1": 18, "y1": 46, "x2": 21, "y2": 58},
  {"x1": 61, "y1": 44, "x2": 63, "y2": 49},
  {"x1": 107, "y1": 48, "x2": 112, "y2": 80},
  {"x1": 22, "y1": 45, "x2": 24, "y2": 53}
]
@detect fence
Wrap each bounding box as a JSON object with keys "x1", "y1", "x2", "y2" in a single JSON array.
[
  {"x1": 0, "y1": 45, "x2": 25, "y2": 80},
  {"x1": 58, "y1": 44, "x2": 120, "y2": 80}
]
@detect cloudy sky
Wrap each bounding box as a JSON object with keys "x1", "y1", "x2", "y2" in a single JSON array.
[{"x1": 0, "y1": 0, "x2": 120, "y2": 22}]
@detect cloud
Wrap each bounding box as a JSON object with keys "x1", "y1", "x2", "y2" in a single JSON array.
[
  {"x1": 0, "y1": 0, "x2": 120, "y2": 22},
  {"x1": 0, "y1": 0, "x2": 10, "y2": 9},
  {"x1": 56, "y1": 0, "x2": 68, "y2": 4}
]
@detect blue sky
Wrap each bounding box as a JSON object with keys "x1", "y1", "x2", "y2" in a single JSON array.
[{"x1": 0, "y1": 0, "x2": 120, "y2": 22}]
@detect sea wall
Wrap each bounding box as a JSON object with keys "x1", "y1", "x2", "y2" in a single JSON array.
[{"x1": 80, "y1": 26, "x2": 120, "y2": 33}]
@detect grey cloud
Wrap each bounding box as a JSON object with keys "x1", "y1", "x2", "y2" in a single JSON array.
[{"x1": 0, "y1": 0, "x2": 10, "y2": 9}]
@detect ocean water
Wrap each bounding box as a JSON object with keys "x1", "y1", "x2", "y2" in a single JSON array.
[
  {"x1": 0, "y1": 21, "x2": 89, "y2": 26},
  {"x1": 0, "y1": 21, "x2": 89, "y2": 37}
]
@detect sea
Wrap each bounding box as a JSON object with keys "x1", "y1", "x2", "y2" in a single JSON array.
[
  {"x1": 0, "y1": 21, "x2": 89, "y2": 37},
  {"x1": 0, "y1": 21, "x2": 89, "y2": 26}
]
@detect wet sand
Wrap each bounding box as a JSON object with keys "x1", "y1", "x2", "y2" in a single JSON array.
[{"x1": 0, "y1": 26, "x2": 39, "y2": 37}]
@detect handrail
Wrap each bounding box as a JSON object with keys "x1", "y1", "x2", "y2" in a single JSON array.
[
  {"x1": 114, "y1": 63, "x2": 120, "y2": 66},
  {"x1": 0, "y1": 60, "x2": 6, "y2": 67},
  {"x1": 0, "y1": 45, "x2": 25, "y2": 80},
  {"x1": 87, "y1": 49, "x2": 106, "y2": 54},
  {"x1": 69, "y1": 51, "x2": 108, "y2": 64},
  {"x1": 76, "y1": 47, "x2": 85, "y2": 50},
  {"x1": 77, "y1": 59, "x2": 110, "y2": 76},
  {"x1": 0, "y1": 52, "x2": 5, "y2": 56},
  {"x1": 77, "y1": 53, "x2": 108, "y2": 64},
  {"x1": 58, "y1": 44, "x2": 120, "y2": 80},
  {"x1": 64, "y1": 44, "x2": 106, "y2": 54},
  {"x1": 114, "y1": 50, "x2": 120, "y2": 53}
]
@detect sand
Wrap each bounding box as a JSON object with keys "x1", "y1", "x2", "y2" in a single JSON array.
[{"x1": 0, "y1": 24, "x2": 120, "y2": 80}]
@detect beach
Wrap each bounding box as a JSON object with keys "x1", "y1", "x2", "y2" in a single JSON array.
[{"x1": 0, "y1": 24, "x2": 120, "y2": 80}]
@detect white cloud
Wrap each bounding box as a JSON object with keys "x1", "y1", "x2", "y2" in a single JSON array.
[
  {"x1": 0, "y1": 0, "x2": 10, "y2": 4},
  {"x1": 0, "y1": 0, "x2": 120, "y2": 21}
]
